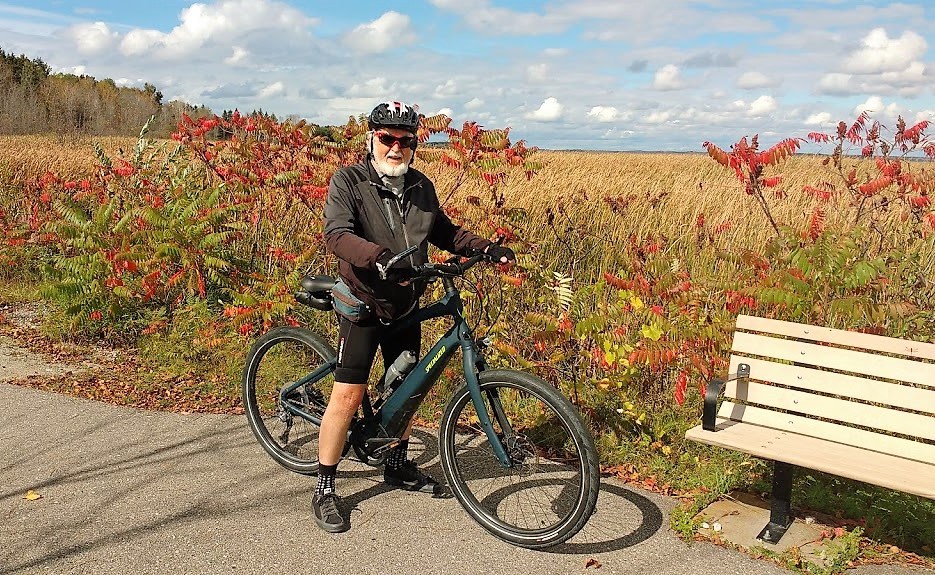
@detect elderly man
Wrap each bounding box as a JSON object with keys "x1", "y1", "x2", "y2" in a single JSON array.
[{"x1": 315, "y1": 101, "x2": 515, "y2": 533}]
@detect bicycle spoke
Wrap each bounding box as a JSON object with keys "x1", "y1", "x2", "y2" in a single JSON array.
[{"x1": 443, "y1": 376, "x2": 596, "y2": 546}]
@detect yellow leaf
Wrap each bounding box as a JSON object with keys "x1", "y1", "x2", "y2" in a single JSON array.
[
  {"x1": 629, "y1": 296, "x2": 644, "y2": 310},
  {"x1": 24, "y1": 490, "x2": 42, "y2": 501},
  {"x1": 640, "y1": 322, "x2": 664, "y2": 341},
  {"x1": 662, "y1": 445, "x2": 672, "y2": 455}
]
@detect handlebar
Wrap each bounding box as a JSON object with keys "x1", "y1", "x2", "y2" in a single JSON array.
[
  {"x1": 410, "y1": 251, "x2": 491, "y2": 280},
  {"x1": 392, "y1": 236, "x2": 507, "y2": 282}
]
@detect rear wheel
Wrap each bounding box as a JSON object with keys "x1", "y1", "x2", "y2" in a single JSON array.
[
  {"x1": 242, "y1": 327, "x2": 336, "y2": 475},
  {"x1": 438, "y1": 370, "x2": 600, "y2": 549}
]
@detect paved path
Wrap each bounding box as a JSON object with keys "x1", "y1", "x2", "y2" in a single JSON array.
[{"x1": 0, "y1": 377, "x2": 926, "y2": 574}]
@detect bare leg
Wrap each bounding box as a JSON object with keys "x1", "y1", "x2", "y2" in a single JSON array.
[
  {"x1": 400, "y1": 419, "x2": 415, "y2": 441},
  {"x1": 317, "y1": 382, "x2": 366, "y2": 466}
]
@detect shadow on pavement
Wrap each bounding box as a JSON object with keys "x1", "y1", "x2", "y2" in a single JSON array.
[
  {"x1": 333, "y1": 428, "x2": 665, "y2": 554},
  {"x1": 546, "y1": 482, "x2": 664, "y2": 555}
]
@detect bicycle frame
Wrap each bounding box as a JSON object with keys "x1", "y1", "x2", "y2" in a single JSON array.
[{"x1": 279, "y1": 279, "x2": 514, "y2": 467}]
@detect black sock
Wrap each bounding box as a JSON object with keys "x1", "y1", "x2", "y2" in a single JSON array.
[
  {"x1": 316, "y1": 463, "x2": 338, "y2": 495},
  {"x1": 385, "y1": 440, "x2": 409, "y2": 471}
]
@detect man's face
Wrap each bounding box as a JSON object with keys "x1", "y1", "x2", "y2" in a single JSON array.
[{"x1": 372, "y1": 127, "x2": 416, "y2": 177}]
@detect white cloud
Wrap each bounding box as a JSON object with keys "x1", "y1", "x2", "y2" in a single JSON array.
[
  {"x1": 854, "y1": 96, "x2": 904, "y2": 118},
  {"x1": 465, "y1": 97, "x2": 484, "y2": 110},
  {"x1": 66, "y1": 21, "x2": 117, "y2": 55},
  {"x1": 645, "y1": 111, "x2": 671, "y2": 124},
  {"x1": 526, "y1": 97, "x2": 564, "y2": 122},
  {"x1": 436, "y1": 107, "x2": 454, "y2": 118},
  {"x1": 805, "y1": 112, "x2": 833, "y2": 126},
  {"x1": 843, "y1": 28, "x2": 927, "y2": 74},
  {"x1": 880, "y1": 60, "x2": 927, "y2": 85},
  {"x1": 258, "y1": 81, "x2": 285, "y2": 98},
  {"x1": 527, "y1": 63, "x2": 548, "y2": 82},
  {"x1": 344, "y1": 11, "x2": 415, "y2": 55},
  {"x1": 748, "y1": 95, "x2": 778, "y2": 116},
  {"x1": 114, "y1": 0, "x2": 315, "y2": 59},
  {"x1": 428, "y1": 0, "x2": 566, "y2": 35},
  {"x1": 818, "y1": 73, "x2": 854, "y2": 95},
  {"x1": 434, "y1": 79, "x2": 459, "y2": 98},
  {"x1": 652, "y1": 65, "x2": 683, "y2": 90},
  {"x1": 587, "y1": 106, "x2": 619, "y2": 122},
  {"x1": 225, "y1": 46, "x2": 248, "y2": 65},
  {"x1": 737, "y1": 71, "x2": 771, "y2": 89},
  {"x1": 346, "y1": 77, "x2": 397, "y2": 98},
  {"x1": 120, "y1": 29, "x2": 164, "y2": 56},
  {"x1": 543, "y1": 48, "x2": 568, "y2": 57}
]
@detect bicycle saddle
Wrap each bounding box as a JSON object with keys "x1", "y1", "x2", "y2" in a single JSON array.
[
  {"x1": 300, "y1": 275, "x2": 336, "y2": 293},
  {"x1": 295, "y1": 275, "x2": 337, "y2": 311}
]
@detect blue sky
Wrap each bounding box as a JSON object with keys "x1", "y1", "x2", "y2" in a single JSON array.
[{"x1": 0, "y1": 1, "x2": 933, "y2": 151}]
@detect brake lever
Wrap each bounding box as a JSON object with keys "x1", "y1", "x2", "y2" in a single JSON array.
[
  {"x1": 378, "y1": 245, "x2": 419, "y2": 281},
  {"x1": 386, "y1": 245, "x2": 418, "y2": 269}
]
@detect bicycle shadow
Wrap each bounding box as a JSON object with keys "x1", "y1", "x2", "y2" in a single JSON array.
[{"x1": 335, "y1": 428, "x2": 665, "y2": 554}]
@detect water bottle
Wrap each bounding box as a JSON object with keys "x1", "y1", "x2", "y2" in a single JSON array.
[{"x1": 378, "y1": 350, "x2": 417, "y2": 401}]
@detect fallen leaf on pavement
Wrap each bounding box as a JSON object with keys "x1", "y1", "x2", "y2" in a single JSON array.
[
  {"x1": 585, "y1": 558, "x2": 602, "y2": 569},
  {"x1": 24, "y1": 490, "x2": 42, "y2": 501}
]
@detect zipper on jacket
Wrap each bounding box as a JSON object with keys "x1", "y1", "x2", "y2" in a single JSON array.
[
  {"x1": 395, "y1": 195, "x2": 417, "y2": 267},
  {"x1": 382, "y1": 197, "x2": 397, "y2": 232},
  {"x1": 390, "y1": 192, "x2": 417, "y2": 308}
]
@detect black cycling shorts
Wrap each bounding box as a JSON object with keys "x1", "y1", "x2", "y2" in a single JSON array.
[{"x1": 334, "y1": 316, "x2": 421, "y2": 384}]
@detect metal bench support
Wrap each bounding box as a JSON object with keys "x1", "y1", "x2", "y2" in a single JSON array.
[{"x1": 757, "y1": 460, "x2": 794, "y2": 544}]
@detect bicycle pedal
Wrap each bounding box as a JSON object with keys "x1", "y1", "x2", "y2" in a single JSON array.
[{"x1": 363, "y1": 437, "x2": 400, "y2": 453}]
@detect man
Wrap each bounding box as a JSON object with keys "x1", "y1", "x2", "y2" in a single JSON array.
[{"x1": 317, "y1": 101, "x2": 515, "y2": 533}]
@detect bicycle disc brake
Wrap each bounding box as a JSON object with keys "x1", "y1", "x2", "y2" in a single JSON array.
[{"x1": 505, "y1": 434, "x2": 538, "y2": 476}]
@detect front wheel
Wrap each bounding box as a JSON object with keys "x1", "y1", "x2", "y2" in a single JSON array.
[
  {"x1": 242, "y1": 326, "x2": 336, "y2": 475},
  {"x1": 438, "y1": 370, "x2": 600, "y2": 549}
]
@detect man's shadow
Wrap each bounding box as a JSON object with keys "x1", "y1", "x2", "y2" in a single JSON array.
[{"x1": 335, "y1": 428, "x2": 664, "y2": 554}]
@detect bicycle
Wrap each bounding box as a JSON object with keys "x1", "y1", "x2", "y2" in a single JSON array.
[{"x1": 241, "y1": 247, "x2": 600, "y2": 549}]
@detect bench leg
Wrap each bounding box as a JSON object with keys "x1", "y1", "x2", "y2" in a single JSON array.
[{"x1": 757, "y1": 461, "x2": 794, "y2": 544}]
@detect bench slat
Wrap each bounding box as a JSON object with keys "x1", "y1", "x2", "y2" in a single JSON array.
[
  {"x1": 736, "y1": 315, "x2": 935, "y2": 361},
  {"x1": 728, "y1": 356, "x2": 935, "y2": 415},
  {"x1": 721, "y1": 380, "x2": 935, "y2": 442},
  {"x1": 732, "y1": 332, "x2": 935, "y2": 389},
  {"x1": 685, "y1": 420, "x2": 935, "y2": 499},
  {"x1": 715, "y1": 401, "x2": 935, "y2": 464}
]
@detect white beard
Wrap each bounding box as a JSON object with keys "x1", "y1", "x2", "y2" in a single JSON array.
[{"x1": 373, "y1": 154, "x2": 409, "y2": 177}]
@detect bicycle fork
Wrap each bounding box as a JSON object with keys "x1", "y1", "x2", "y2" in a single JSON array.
[{"x1": 462, "y1": 341, "x2": 515, "y2": 468}]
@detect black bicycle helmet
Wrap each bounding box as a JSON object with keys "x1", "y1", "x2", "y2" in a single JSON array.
[{"x1": 368, "y1": 101, "x2": 420, "y2": 132}]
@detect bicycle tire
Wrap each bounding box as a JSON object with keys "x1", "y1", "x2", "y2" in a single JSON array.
[
  {"x1": 438, "y1": 370, "x2": 600, "y2": 549},
  {"x1": 242, "y1": 326, "x2": 336, "y2": 475}
]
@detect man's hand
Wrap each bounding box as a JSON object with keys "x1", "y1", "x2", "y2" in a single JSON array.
[
  {"x1": 484, "y1": 243, "x2": 516, "y2": 264},
  {"x1": 375, "y1": 251, "x2": 415, "y2": 284}
]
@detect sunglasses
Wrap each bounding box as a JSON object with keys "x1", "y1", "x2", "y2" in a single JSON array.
[{"x1": 375, "y1": 131, "x2": 418, "y2": 149}]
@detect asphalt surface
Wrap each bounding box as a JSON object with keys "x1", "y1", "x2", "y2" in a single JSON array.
[{"x1": 0, "y1": 374, "x2": 926, "y2": 574}]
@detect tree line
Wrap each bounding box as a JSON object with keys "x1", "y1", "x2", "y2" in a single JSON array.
[{"x1": 0, "y1": 47, "x2": 213, "y2": 138}]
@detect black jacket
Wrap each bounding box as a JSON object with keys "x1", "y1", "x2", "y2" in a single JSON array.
[{"x1": 323, "y1": 159, "x2": 490, "y2": 319}]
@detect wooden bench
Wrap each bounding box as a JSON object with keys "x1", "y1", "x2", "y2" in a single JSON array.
[{"x1": 685, "y1": 314, "x2": 935, "y2": 543}]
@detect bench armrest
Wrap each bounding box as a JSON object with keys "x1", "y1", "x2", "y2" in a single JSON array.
[{"x1": 702, "y1": 363, "x2": 750, "y2": 431}]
